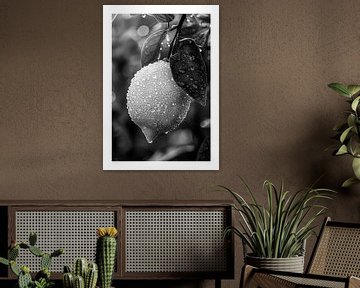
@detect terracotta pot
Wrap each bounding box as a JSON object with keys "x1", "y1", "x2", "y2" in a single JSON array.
[{"x1": 245, "y1": 254, "x2": 304, "y2": 273}]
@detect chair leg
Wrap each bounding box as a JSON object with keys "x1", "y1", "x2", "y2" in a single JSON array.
[
  {"x1": 240, "y1": 265, "x2": 255, "y2": 288},
  {"x1": 215, "y1": 278, "x2": 221, "y2": 288}
]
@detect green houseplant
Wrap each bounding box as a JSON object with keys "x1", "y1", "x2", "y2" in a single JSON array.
[
  {"x1": 328, "y1": 83, "x2": 360, "y2": 187},
  {"x1": 0, "y1": 232, "x2": 63, "y2": 288},
  {"x1": 220, "y1": 179, "x2": 334, "y2": 272}
]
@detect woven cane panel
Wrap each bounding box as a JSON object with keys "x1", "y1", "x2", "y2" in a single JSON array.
[
  {"x1": 310, "y1": 226, "x2": 360, "y2": 277},
  {"x1": 125, "y1": 210, "x2": 227, "y2": 273},
  {"x1": 276, "y1": 275, "x2": 345, "y2": 288},
  {"x1": 15, "y1": 211, "x2": 115, "y2": 272}
]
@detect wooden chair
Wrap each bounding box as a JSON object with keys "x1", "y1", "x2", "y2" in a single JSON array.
[{"x1": 241, "y1": 217, "x2": 360, "y2": 288}]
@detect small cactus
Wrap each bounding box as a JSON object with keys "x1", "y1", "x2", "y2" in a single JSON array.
[
  {"x1": 74, "y1": 258, "x2": 88, "y2": 279},
  {"x1": 96, "y1": 227, "x2": 118, "y2": 288},
  {"x1": 63, "y1": 259, "x2": 98, "y2": 288},
  {"x1": 18, "y1": 268, "x2": 32, "y2": 288},
  {"x1": 74, "y1": 275, "x2": 85, "y2": 288},
  {"x1": 41, "y1": 253, "x2": 52, "y2": 270},
  {"x1": 85, "y1": 263, "x2": 98, "y2": 288},
  {"x1": 0, "y1": 232, "x2": 63, "y2": 288},
  {"x1": 63, "y1": 272, "x2": 74, "y2": 288}
]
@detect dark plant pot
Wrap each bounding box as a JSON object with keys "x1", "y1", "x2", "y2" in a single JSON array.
[{"x1": 245, "y1": 254, "x2": 304, "y2": 273}]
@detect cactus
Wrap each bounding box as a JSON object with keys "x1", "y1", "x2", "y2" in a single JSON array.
[
  {"x1": 63, "y1": 260, "x2": 98, "y2": 288},
  {"x1": 74, "y1": 275, "x2": 85, "y2": 288},
  {"x1": 63, "y1": 272, "x2": 74, "y2": 288},
  {"x1": 85, "y1": 263, "x2": 98, "y2": 288},
  {"x1": 0, "y1": 232, "x2": 64, "y2": 288},
  {"x1": 96, "y1": 227, "x2": 118, "y2": 288},
  {"x1": 41, "y1": 253, "x2": 52, "y2": 270},
  {"x1": 29, "y1": 232, "x2": 37, "y2": 246},
  {"x1": 29, "y1": 245, "x2": 44, "y2": 257},
  {"x1": 18, "y1": 270, "x2": 32, "y2": 288},
  {"x1": 74, "y1": 258, "x2": 88, "y2": 279},
  {"x1": 9, "y1": 246, "x2": 19, "y2": 260}
]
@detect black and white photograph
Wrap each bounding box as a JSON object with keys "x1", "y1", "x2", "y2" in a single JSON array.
[{"x1": 103, "y1": 5, "x2": 219, "y2": 170}]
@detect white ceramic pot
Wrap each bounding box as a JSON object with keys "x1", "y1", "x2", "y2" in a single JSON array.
[{"x1": 245, "y1": 254, "x2": 305, "y2": 273}]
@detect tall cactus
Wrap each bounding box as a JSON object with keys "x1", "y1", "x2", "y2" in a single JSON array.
[{"x1": 96, "y1": 227, "x2": 118, "y2": 288}]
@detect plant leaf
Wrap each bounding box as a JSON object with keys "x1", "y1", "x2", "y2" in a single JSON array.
[
  {"x1": 336, "y1": 145, "x2": 348, "y2": 155},
  {"x1": 351, "y1": 96, "x2": 360, "y2": 111},
  {"x1": 342, "y1": 177, "x2": 360, "y2": 187},
  {"x1": 141, "y1": 29, "x2": 168, "y2": 67},
  {"x1": 170, "y1": 38, "x2": 207, "y2": 106},
  {"x1": 150, "y1": 14, "x2": 175, "y2": 23},
  {"x1": 0, "y1": 257, "x2": 9, "y2": 266},
  {"x1": 196, "y1": 136, "x2": 210, "y2": 161},
  {"x1": 328, "y1": 83, "x2": 351, "y2": 97},
  {"x1": 347, "y1": 85, "x2": 360, "y2": 97},
  {"x1": 340, "y1": 126, "x2": 353, "y2": 143}
]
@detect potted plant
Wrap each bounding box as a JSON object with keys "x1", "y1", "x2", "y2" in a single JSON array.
[
  {"x1": 328, "y1": 83, "x2": 360, "y2": 187},
  {"x1": 219, "y1": 179, "x2": 334, "y2": 273},
  {"x1": 0, "y1": 232, "x2": 63, "y2": 288}
]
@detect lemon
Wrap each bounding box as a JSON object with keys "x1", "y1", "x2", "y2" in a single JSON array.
[{"x1": 127, "y1": 60, "x2": 192, "y2": 143}]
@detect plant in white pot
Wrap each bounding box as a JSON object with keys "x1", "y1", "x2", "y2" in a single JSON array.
[{"x1": 220, "y1": 179, "x2": 334, "y2": 273}]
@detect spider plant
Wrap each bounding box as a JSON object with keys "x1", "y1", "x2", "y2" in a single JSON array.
[{"x1": 220, "y1": 179, "x2": 334, "y2": 258}]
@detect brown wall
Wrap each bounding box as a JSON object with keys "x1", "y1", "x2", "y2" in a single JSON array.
[{"x1": 1, "y1": 0, "x2": 360, "y2": 287}]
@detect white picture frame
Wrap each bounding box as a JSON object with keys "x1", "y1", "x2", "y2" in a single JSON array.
[{"x1": 103, "y1": 5, "x2": 219, "y2": 170}]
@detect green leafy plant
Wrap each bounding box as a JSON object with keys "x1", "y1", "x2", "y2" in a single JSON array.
[
  {"x1": 328, "y1": 83, "x2": 360, "y2": 187},
  {"x1": 219, "y1": 179, "x2": 334, "y2": 258},
  {"x1": 0, "y1": 232, "x2": 63, "y2": 288}
]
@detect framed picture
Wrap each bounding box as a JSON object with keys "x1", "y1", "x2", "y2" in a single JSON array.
[{"x1": 103, "y1": 5, "x2": 219, "y2": 170}]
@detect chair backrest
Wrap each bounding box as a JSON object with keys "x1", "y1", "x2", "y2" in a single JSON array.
[{"x1": 307, "y1": 217, "x2": 360, "y2": 277}]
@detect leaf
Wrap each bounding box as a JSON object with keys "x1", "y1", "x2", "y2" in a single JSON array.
[
  {"x1": 328, "y1": 83, "x2": 351, "y2": 97},
  {"x1": 0, "y1": 257, "x2": 9, "y2": 266},
  {"x1": 340, "y1": 126, "x2": 353, "y2": 143},
  {"x1": 141, "y1": 29, "x2": 168, "y2": 67},
  {"x1": 180, "y1": 26, "x2": 210, "y2": 48},
  {"x1": 336, "y1": 144, "x2": 348, "y2": 155},
  {"x1": 196, "y1": 136, "x2": 210, "y2": 161},
  {"x1": 347, "y1": 85, "x2": 360, "y2": 96},
  {"x1": 352, "y1": 157, "x2": 360, "y2": 179},
  {"x1": 196, "y1": 14, "x2": 210, "y2": 24},
  {"x1": 150, "y1": 14, "x2": 175, "y2": 23},
  {"x1": 342, "y1": 177, "x2": 360, "y2": 188},
  {"x1": 347, "y1": 114, "x2": 356, "y2": 130},
  {"x1": 351, "y1": 96, "x2": 360, "y2": 111},
  {"x1": 170, "y1": 38, "x2": 207, "y2": 106}
]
